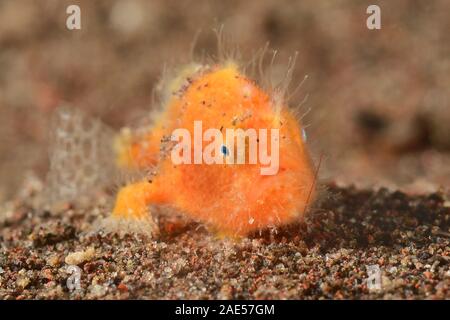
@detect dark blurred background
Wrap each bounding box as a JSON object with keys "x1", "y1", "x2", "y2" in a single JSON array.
[{"x1": 1, "y1": 0, "x2": 449, "y2": 202}]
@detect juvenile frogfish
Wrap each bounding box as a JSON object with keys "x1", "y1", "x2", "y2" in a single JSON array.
[{"x1": 112, "y1": 62, "x2": 316, "y2": 237}]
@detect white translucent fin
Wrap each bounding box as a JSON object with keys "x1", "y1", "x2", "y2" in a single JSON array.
[
  {"x1": 45, "y1": 106, "x2": 116, "y2": 206},
  {"x1": 94, "y1": 214, "x2": 158, "y2": 238}
]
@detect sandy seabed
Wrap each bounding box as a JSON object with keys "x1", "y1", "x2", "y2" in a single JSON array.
[{"x1": 0, "y1": 177, "x2": 448, "y2": 300}]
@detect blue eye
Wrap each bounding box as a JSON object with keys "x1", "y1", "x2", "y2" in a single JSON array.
[
  {"x1": 221, "y1": 145, "x2": 229, "y2": 156},
  {"x1": 302, "y1": 129, "x2": 307, "y2": 142}
]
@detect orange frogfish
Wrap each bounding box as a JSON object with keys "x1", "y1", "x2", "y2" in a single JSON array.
[{"x1": 111, "y1": 62, "x2": 316, "y2": 237}]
